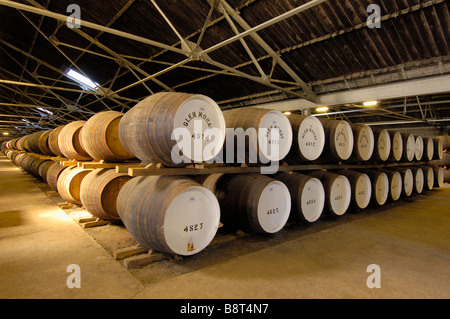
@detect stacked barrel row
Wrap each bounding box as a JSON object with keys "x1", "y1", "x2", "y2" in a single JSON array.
[{"x1": 1, "y1": 92, "x2": 448, "y2": 258}]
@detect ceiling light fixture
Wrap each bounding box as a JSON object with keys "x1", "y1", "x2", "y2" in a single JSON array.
[
  {"x1": 363, "y1": 100, "x2": 378, "y2": 107},
  {"x1": 283, "y1": 111, "x2": 291, "y2": 115},
  {"x1": 315, "y1": 106, "x2": 329, "y2": 112},
  {"x1": 66, "y1": 69, "x2": 98, "y2": 91},
  {"x1": 2, "y1": 132, "x2": 9, "y2": 136}
]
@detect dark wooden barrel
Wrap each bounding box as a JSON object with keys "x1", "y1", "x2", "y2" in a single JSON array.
[
  {"x1": 48, "y1": 126, "x2": 65, "y2": 157},
  {"x1": 222, "y1": 107, "x2": 293, "y2": 164},
  {"x1": 410, "y1": 167, "x2": 424, "y2": 194},
  {"x1": 421, "y1": 166, "x2": 434, "y2": 191},
  {"x1": 432, "y1": 166, "x2": 444, "y2": 188},
  {"x1": 285, "y1": 114, "x2": 325, "y2": 162},
  {"x1": 350, "y1": 124, "x2": 374, "y2": 162},
  {"x1": 307, "y1": 170, "x2": 351, "y2": 216},
  {"x1": 46, "y1": 162, "x2": 69, "y2": 191},
  {"x1": 117, "y1": 175, "x2": 221, "y2": 256},
  {"x1": 38, "y1": 160, "x2": 55, "y2": 183},
  {"x1": 391, "y1": 167, "x2": 413, "y2": 197},
  {"x1": 388, "y1": 131, "x2": 403, "y2": 162},
  {"x1": 358, "y1": 169, "x2": 389, "y2": 206},
  {"x1": 58, "y1": 121, "x2": 92, "y2": 161},
  {"x1": 336, "y1": 169, "x2": 372, "y2": 210},
  {"x1": 414, "y1": 135, "x2": 424, "y2": 161},
  {"x1": 272, "y1": 172, "x2": 325, "y2": 222},
  {"x1": 202, "y1": 173, "x2": 291, "y2": 234},
  {"x1": 80, "y1": 111, "x2": 134, "y2": 162},
  {"x1": 28, "y1": 158, "x2": 52, "y2": 180},
  {"x1": 37, "y1": 130, "x2": 55, "y2": 156},
  {"x1": 119, "y1": 92, "x2": 226, "y2": 167},
  {"x1": 383, "y1": 169, "x2": 402, "y2": 201},
  {"x1": 318, "y1": 119, "x2": 354, "y2": 162},
  {"x1": 433, "y1": 137, "x2": 443, "y2": 160},
  {"x1": 402, "y1": 133, "x2": 415, "y2": 162},
  {"x1": 80, "y1": 168, "x2": 132, "y2": 220},
  {"x1": 371, "y1": 128, "x2": 391, "y2": 162},
  {"x1": 20, "y1": 155, "x2": 39, "y2": 174},
  {"x1": 444, "y1": 168, "x2": 450, "y2": 183},
  {"x1": 57, "y1": 166, "x2": 92, "y2": 204},
  {"x1": 26, "y1": 131, "x2": 45, "y2": 154}
]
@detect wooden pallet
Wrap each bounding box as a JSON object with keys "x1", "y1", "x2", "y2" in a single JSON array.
[{"x1": 114, "y1": 246, "x2": 171, "y2": 269}]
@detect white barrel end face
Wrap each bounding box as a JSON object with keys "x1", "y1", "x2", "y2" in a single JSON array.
[
  {"x1": 414, "y1": 168, "x2": 424, "y2": 194},
  {"x1": 258, "y1": 110, "x2": 293, "y2": 162},
  {"x1": 355, "y1": 173, "x2": 372, "y2": 209},
  {"x1": 436, "y1": 167, "x2": 444, "y2": 187},
  {"x1": 330, "y1": 175, "x2": 351, "y2": 215},
  {"x1": 163, "y1": 186, "x2": 220, "y2": 256},
  {"x1": 392, "y1": 132, "x2": 403, "y2": 161},
  {"x1": 425, "y1": 167, "x2": 434, "y2": 190},
  {"x1": 390, "y1": 171, "x2": 402, "y2": 201},
  {"x1": 403, "y1": 169, "x2": 414, "y2": 196},
  {"x1": 300, "y1": 177, "x2": 325, "y2": 222},
  {"x1": 334, "y1": 121, "x2": 354, "y2": 161},
  {"x1": 356, "y1": 125, "x2": 374, "y2": 161},
  {"x1": 378, "y1": 129, "x2": 391, "y2": 161},
  {"x1": 375, "y1": 173, "x2": 389, "y2": 206},
  {"x1": 414, "y1": 136, "x2": 424, "y2": 161},
  {"x1": 426, "y1": 138, "x2": 434, "y2": 161},
  {"x1": 173, "y1": 95, "x2": 226, "y2": 163},
  {"x1": 296, "y1": 116, "x2": 325, "y2": 161},
  {"x1": 406, "y1": 134, "x2": 415, "y2": 161},
  {"x1": 257, "y1": 180, "x2": 291, "y2": 233}
]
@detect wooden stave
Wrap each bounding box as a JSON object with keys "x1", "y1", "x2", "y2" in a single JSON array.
[
  {"x1": 56, "y1": 166, "x2": 92, "y2": 204},
  {"x1": 46, "y1": 162, "x2": 69, "y2": 191},
  {"x1": 48, "y1": 125, "x2": 66, "y2": 157},
  {"x1": 80, "y1": 111, "x2": 134, "y2": 162},
  {"x1": 80, "y1": 168, "x2": 132, "y2": 220},
  {"x1": 58, "y1": 121, "x2": 93, "y2": 161}
]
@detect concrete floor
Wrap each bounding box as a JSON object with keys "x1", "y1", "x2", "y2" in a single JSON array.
[{"x1": 1, "y1": 155, "x2": 449, "y2": 299}]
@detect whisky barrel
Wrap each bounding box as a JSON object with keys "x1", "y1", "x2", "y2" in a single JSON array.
[
  {"x1": 286, "y1": 114, "x2": 325, "y2": 162},
  {"x1": 319, "y1": 119, "x2": 354, "y2": 162},
  {"x1": 350, "y1": 124, "x2": 374, "y2": 162},
  {"x1": 16, "y1": 135, "x2": 31, "y2": 152},
  {"x1": 57, "y1": 166, "x2": 92, "y2": 204},
  {"x1": 46, "y1": 162, "x2": 69, "y2": 191},
  {"x1": 336, "y1": 170, "x2": 372, "y2": 210},
  {"x1": 37, "y1": 130, "x2": 55, "y2": 156},
  {"x1": 307, "y1": 171, "x2": 351, "y2": 216},
  {"x1": 119, "y1": 92, "x2": 226, "y2": 167},
  {"x1": 58, "y1": 121, "x2": 92, "y2": 161},
  {"x1": 80, "y1": 111, "x2": 134, "y2": 162},
  {"x1": 202, "y1": 173, "x2": 290, "y2": 233},
  {"x1": 27, "y1": 131, "x2": 45, "y2": 154},
  {"x1": 37, "y1": 160, "x2": 55, "y2": 183},
  {"x1": 392, "y1": 167, "x2": 413, "y2": 197},
  {"x1": 371, "y1": 128, "x2": 391, "y2": 162},
  {"x1": 423, "y1": 137, "x2": 434, "y2": 161},
  {"x1": 383, "y1": 169, "x2": 402, "y2": 201},
  {"x1": 433, "y1": 137, "x2": 443, "y2": 160},
  {"x1": 14, "y1": 153, "x2": 27, "y2": 167},
  {"x1": 28, "y1": 158, "x2": 52, "y2": 180},
  {"x1": 222, "y1": 108, "x2": 293, "y2": 164},
  {"x1": 414, "y1": 135, "x2": 424, "y2": 161},
  {"x1": 272, "y1": 172, "x2": 325, "y2": 222},
  {"x1": 358, "y1": 169, "x2": 389, "y2": 206},
  {"x1": 48, "y1": 126, "x2": 65, "y2": 157},
  {"x1": 402, "y1": 133, "x2": 415, "y2": 162},
  {"x1": 117, "y1": 175, "x2": 220, "y2": 256},
  {"x1": 389, "y1": 131, "x2": 403, "y2": 162},
  {"x1": 432, "y1": 166, "x2": 444, "y2": 188},
  {"x1": 422, "y1": 166, "x2": 434, "y2": 191},
  {"x1": 80, "y1": 169, "x2": 132, "y2": 220},
  {"x1": 410, "y1": 167, "x2": 424, "y2": 194},
  {"x1": 20, "y1": 155, "x2": 38, "y2": 174},
  {"x1": 444, "y1": 168, "x2": 450, "y2": 183}
]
